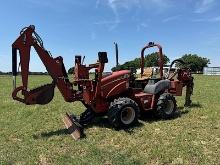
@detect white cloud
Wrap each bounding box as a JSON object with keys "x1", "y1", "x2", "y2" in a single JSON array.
[
  {"x1": 94, "y1": 20, "x2": 121, "y2": 25},
  {"x1": 210, "y1": 16, "x2": 220, "y2": 22},
  {"x1": 137, "y1": 22, "x2": 149, "y2": 31},
  {"x1": 162, "y1": 15, "x2": 181, "y2": 23},
  {"x1": 95, "y1": 0, "x2": 122, "y2": 31},
  {"x1": 95, "y1": 0, "x2": 120, "y2": 31},
  {"x1": 107, "y1": 0, "x2": 172, "y2": 10},
  {"x1": 192, "y1": 18, "x2": 206, "y2": 22},
  {"x1": 150, "y1": 0, "x2": 172, "y2": 9},
  {"x1": 140, "y1": 22, "x2": 148, "y2": 28},
  {"x1": 192, "y1": 16, "x2": 220, "y2": 22},
  {"x1": 94, "y1": 0, "x2": 173, "y2": 30},
  {"x1": 95, "y1": 0, "x2": 101, "y2": 8},
  {"x1": 108, "y1": 0, "x2": 140, "y2": 9},
  {"x1": 194, "y1": 0, "x2": 216, "y2": 13},
  {"x1": 93, "y1": 19, "x2": 121, "y2": 31}
]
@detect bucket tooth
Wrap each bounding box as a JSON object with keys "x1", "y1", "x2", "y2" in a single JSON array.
[{"x1": 63, "y1": 112, "x2": 83, "y2": 140}]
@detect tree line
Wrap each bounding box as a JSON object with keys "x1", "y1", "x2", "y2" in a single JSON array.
[
  {"x1": 0, "y1": 71, "x2": 48, "y2": 75},
  {"x1": 1, "y1": 53, "x2": 209, "y2": 75},
  {"x1": 111, "y1": 53, "x2": 210, "y2": 72}
]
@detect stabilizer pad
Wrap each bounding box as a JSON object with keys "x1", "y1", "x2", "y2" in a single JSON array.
[{"x1": 63, "y1": 112, "x2": 83, "y2": 140}]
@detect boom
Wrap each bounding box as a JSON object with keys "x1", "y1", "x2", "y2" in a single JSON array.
[{"x1": 12, "y1": 25, "x2": 76, "y2": 104}]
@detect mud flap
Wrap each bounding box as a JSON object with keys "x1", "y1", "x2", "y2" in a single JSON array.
[{"x1": 63, "y1": 112, "x2": 83, "y2": 140}]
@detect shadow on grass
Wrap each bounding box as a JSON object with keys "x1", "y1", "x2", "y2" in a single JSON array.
[
  {"x1": 178, "y1": 102, "x2": 202, "y2": 115},
  {"x1": 139, "y1": 102, "x2": 202, "y2": 123},
  {"x1": 33, "y1": 102, "x2": 202, "y2": 139},
  {"x1": 87, "y1": 117, "x2": 144, "y2": 134},
  {"x1": 139, "y1": 109, "x2": 182, "y2": 123},
  {"x1": 33, "y1": 128, "x2": 68, "y2": 139},
  {"x1": 33, "y1": 118, "x2": 144, "y2": 139},
  {"x1": 179, "y1": 102, "x2": 202, "y2": 110}
]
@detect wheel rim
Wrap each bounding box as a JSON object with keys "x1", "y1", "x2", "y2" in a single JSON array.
[
  {"x1": 164, "y1": 100, "x2": 174, "y2": 114},
  {"x1": 120, "y1": 107, "x2": 135, "y2": 125}
]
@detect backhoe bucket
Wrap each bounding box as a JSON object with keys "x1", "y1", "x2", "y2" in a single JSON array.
[
  {"x1": 63, "y1": 112, "x2": 83, "y2": 140},
  {"x1": 12, "y1": 83, "x2": 55, "y2": 105},
  {"x1": 26, "y1": 83, "x2": 55, "y2": 105}
]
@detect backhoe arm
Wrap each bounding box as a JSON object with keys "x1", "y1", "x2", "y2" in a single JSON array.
[{"x1": 12, "y1": 25, "x2": 76, "y2": 104}]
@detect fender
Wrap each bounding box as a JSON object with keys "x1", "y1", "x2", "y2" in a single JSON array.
[{"x1": 105, "y1": 80, "x2": 128, "y2": 98}]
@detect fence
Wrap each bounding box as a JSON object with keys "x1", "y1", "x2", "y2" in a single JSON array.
[{"x1": 203, "y1": 67, "x2": 220, "y2": 75}]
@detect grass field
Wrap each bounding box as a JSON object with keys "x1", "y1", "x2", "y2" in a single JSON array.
[{"x1": 0, "y1": 75, "x2": 219, "y2": 164}]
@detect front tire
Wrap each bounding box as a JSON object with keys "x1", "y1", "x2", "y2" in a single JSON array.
[
  {"x1": 156, "y1": 93, "x2": 177, "y2": 119},
  {"x1": 108, "y1": 97, "x2": 140, "y2": 128}
]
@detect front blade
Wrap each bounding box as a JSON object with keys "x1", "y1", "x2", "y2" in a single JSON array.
[{"x1": 63, "y1": 112, "x2": 83, "y2": 140}]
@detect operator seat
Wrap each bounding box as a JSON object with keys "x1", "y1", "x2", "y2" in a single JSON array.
[
  {"x1": 144, "y1": 79, "x2": 170, "y2": 94},
  {"x1": 136, "y1": 67, "x2": 153, "y2": 80},
  {"x1": 142, "y1": 67, "x2": 153, "y2": 78}
]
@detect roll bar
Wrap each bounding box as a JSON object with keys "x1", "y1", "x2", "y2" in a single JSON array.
[{"x1": 140, "y1": 42, "x2": 164, "y2": 78}]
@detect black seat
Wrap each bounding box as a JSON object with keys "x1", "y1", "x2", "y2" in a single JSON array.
[{"x1": 144, "y1": 79, "x2": 170, "y2": 94}]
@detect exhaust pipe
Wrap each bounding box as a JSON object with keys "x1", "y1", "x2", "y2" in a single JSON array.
[{"x1": 114, "y1": 42, "x2": 119, "y2": 69}]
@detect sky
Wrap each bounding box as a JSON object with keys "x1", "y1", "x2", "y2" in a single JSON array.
[{"x1": 0, "y1": 0, "x2": 220, "y2": 72}]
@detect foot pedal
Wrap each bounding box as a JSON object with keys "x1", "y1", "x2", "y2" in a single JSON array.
[{"x1": 63, "y1": 112, "x2": 83, "y2": 140}]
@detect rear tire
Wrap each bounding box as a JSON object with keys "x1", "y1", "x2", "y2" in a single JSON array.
[
  {"x1": 156, "y1": 93, "x2": 177, "y2": 119},
  {"x1": 108, "y1": 97, "x2": 140, "y2": 128}
]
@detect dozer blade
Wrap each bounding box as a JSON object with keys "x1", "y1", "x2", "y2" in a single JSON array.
[{"x1": 63, "y1": 112, "x2": 83, "y2": 140}]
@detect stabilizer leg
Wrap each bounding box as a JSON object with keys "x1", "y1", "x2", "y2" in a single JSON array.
[
  {"x1": 63, "y1": 112, "x2": 83, "y2": 140},
  {"x1": 184, "y1": 78, "x2": 194, "y2": 107}
]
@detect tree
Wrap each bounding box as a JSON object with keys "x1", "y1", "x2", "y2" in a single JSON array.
[
  {"x1": 112, "y1": 57, "x2": 141, "y2": 71},
  {"x1": 68, "y1": 67, "x2": 74, "y2": 74},
  {"x1": 111, "y1": 52, "x2": 170, "y2": 71},
  {"x1": 145, "y1": 52, "x2": 170, "y2": 67},
  {"x1": 177, "y1": 54, "x2": 210, "y2": 72}
]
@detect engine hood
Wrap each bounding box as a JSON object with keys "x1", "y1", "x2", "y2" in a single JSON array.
[{"x1": 101, "y1": 70, "x2": 130, "y2": 85}]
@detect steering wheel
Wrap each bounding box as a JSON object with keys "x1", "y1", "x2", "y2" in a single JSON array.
[{"x1": 165, "y1": 59, "x2": 186, "y2": 79}]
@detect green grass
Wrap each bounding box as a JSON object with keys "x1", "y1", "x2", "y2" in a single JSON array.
[{"x1": 0, "y1": 75, "x2": 219, "y2": 164}]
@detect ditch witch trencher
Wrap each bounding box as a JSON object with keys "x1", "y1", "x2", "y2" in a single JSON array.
[{"x1": 12, "y1": 25, "x2": 194, "y2": 140}]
